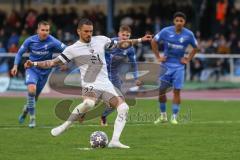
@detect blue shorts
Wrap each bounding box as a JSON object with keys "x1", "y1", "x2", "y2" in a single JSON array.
[
  {"x1": 25, "y1": 68, "x2": 50, "y2": 96},
  {"x1": 159, "y1": 66, "x2": 185, "y2": 90}
]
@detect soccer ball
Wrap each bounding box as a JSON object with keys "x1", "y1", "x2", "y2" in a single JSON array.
[{"x1": 90, "y1": 131, "x2": 108, "y2": 148}]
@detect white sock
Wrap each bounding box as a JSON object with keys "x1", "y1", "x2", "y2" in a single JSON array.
[
  {"x1": 111, "y1": 103, "x2": 129, "y2": 142},
  {"x1": 172, "y1": 114, "x2": 177, "y2": 119},
  {"x1": 59, "y1": 121, "x2": 72, "y2": 130}
]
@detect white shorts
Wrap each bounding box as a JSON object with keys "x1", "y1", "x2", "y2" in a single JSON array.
[{"x1": 82, "y1": 81, "x2": 123, "y2": 103}]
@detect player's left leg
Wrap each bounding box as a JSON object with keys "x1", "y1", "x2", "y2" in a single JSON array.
[
  {"x1": 171, "y1": 68, "x2": 185, "y2": 124},
  {"x1": 100, "y1": 84, "x2": 129, "y2": 148},
  {"x1": 171, "y1": 89, "x2": 181, "y2": 124},
  {"x1": 107, "y1": 96, "x2": 130, "y2": 149}
]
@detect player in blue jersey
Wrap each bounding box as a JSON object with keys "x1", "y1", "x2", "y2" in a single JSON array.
[
  {"x1": 100, "y1": 25, "x2": 142, "y2": 126},
  {"x1": 11, "y1": 21, "x2": 66, "y2": 128},
  {"x1": 151, "y1": 12, "x2": 198, "y2": 124}
]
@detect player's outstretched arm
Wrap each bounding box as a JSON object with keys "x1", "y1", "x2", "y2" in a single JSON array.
[
  {"x1": 24, "y1": 57, "x2": 65, "y2": 69},
  {"x1": 118, "y1": 34, "x2": 152, "y2": 49},
  {"x1": 105, "y1": 35, "x2": 152, "y2": 50}
]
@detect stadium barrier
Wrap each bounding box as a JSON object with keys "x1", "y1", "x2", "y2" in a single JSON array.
[
  {"x1": 0, "y1": 53, "x2": 240, "y2": 93},
  {"x1": 144, "y1": 53, "x2": 240, "y2": 82}
]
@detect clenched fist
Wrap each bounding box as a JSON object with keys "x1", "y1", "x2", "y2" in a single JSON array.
[{"x1": 24, "y1": 60, "x2": 34, "y2": 69}]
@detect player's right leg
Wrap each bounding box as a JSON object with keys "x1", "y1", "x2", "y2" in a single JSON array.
[
  {"x1": 107, "y1": 96, "x2": 130, "y2": 149},
  {"x1": 27, "y1": 84, "x2": 37, "y2": 128},
  {"x1": 51, "y1": 97, "x2": 96, "y2": 136},
  {"x1": 100, "y1": 84, "x2": 130, "y2": 148},
  {"x1": 18, "y1": 69, "x2": 38, "y2": 128},
  {"x1": 154, "y1": 89, "x2": 168, "y2": 124},
  {"x1": 21, "y1": 82, "x2": 43, "y2": 126},
  {"x1": 154, "y1": 77, "x2": 172, "y2": 124}
]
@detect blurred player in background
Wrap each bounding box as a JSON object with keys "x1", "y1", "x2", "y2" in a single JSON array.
[
  {"x1": 100, "y1": 25, "x2": 142, "y2": 126},
  {"x1": 11, "y1": 21, "x2": 66, "y2": 128},
  {"x1": 24, "y1": 18, "x2": 152, "y2": 148},
  {"x1": 151, "y1": 12, "x2": 198, "y2": 124}
]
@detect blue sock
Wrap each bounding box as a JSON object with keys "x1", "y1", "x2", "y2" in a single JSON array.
[
  {"x1": 102, "y1": 107, "x2": 114, "y2": 118},
  {"x1": 27, "y1": 94, "x2": 35, "y2": 117},
  {"x1": 159, "y1": 103, "x2": 166, "y2": 112},
  {"x1": 172, "y1": 103, "x2": 179, "y2": 115}
]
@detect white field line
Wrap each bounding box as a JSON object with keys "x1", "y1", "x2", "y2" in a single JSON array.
[{"x1": 1, "y1": 120, "x2": 240, "y2": 130}]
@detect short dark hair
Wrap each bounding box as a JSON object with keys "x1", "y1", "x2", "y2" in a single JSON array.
[
  {"x1": 119, "y1": 25, "x2": 132, "y2": 33},
  {"x1": 38, "y1": 21, "x2": 50, "y2": 28},
  {"x1": 173, "y1": 12, "x2": 186, "y2": 20},
  {"x1": 77, "y1": 18, "x2": 93, "y2": 28}
]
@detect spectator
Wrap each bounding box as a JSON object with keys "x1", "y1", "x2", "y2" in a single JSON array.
[
  {"x1": 0, "y1": 42, "x2": 8, "y2": 73},
  {"x1": 205, "y1": 39, "x2": 217, "y2": 54},
  {"x1": 25, "y1": 10, "x2": 37, "y2": 34},
  {"x1": 7, "y1": 31, "x2": 19, "y2": 51},
  {"x1": 190, "y1": 58, "x2": 203, "y2": 81},
  {"x1": 0, "y1": 28, "x2": 7, "y2": 50},
  {"x1": 19, "y1": 29, "x2": 29, "y2": 46},
  {"x1": 8, "y1": 43, "x2": 18, "y2": 53},
  {"x1": 217, "y1": 34, "x2": 230, "y2": 54},
  {"x1": 0, "y1": 9, "x2": 6, "y2": 28}
]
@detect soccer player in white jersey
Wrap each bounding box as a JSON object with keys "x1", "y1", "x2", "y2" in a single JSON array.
[{"x1": 24, "y1": 18, "x2": 152, "y2": 148}]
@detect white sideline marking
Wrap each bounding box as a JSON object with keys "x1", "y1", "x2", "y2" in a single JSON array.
[
  {"x1": 1, "y1": 120, "x2": 240, "y2": 130},
  {"x1": 191, "y1": 120, "x2": 240, "y2": 124}
]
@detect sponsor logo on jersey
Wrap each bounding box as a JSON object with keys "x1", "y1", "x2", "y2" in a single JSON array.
[
  {"x1": 32, "y1": 50, "x2": 49, "y2": 55},
  {"x1": 167, "y1": 43, "x2": 184, "y2": 49}
]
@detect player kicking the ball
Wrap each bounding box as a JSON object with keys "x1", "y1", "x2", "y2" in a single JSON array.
[
  {"x1": 151, "y1": 12, "x2": 198, "y2": 124},
  {"x1": 24, "y1": 18, "x2": 152, "y2": 148}
]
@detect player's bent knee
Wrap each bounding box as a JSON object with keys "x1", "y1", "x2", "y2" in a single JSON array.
[
  {"x1": 159, "y1": 95, "x2": 166, "y2": 103},
  {"x1": 109, "y1": 96, "x2": 124, "y2": 107},
  {"x1": 28, "y1": 89, "x2": 36, "y2": 96},
  {"x1": 28, "y1": 84, "x2": 36, "y2": 96},
  {"x1": 117, "y1": 102, "x2": 129, "y2": 113},
  {"x1": 74, "y1": 99, "x2": 96, "y2": 114}
]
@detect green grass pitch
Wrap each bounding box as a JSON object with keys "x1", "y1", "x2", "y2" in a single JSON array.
[{"x1": 0, "y1": 97, "x2": 240, "y2": 160}]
